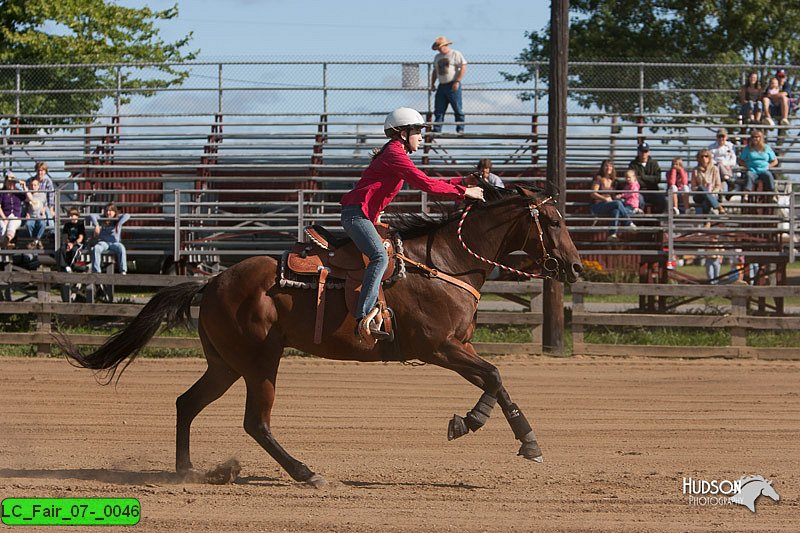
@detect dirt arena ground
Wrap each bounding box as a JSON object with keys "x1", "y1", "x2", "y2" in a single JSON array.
[{"x1": 0, "y1": 355, "x2": 797, "y2": 531}]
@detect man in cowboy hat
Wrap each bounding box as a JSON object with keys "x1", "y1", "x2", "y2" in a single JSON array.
[{"x1": 430, "y1": 36, "x2": 467, "y2": 134}]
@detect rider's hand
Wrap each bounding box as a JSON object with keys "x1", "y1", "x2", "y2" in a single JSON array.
[{"x1": 464, "y1": 186, "x2": 485, "y2": 202}]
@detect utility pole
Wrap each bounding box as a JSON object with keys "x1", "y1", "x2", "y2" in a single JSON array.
[{"x1": 543, "y1": 0, "x2": 569, "y2": 354}]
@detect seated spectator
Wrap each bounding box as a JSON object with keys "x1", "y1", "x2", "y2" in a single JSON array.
[
  {"x1": 90, "y1": 202, "x2": 130, "y2": 274},
  {"x1": 476, "y1": 158, "x2": 505, "y2": 188},
  {"x1": 665, "y1": 157, "x2": 689, "y2": 214},
  {"x1": 618, "y1": 169, "x2": 642, "y2": 215},
  {"x1": 737, "y1": 129, "x2": 778, "y2": 192},
  {"x1": 628, "y1": 142, "x2": 666, "y2": 214},
  {"x1": 590, "y1": 159, "x2": 635, "y2": 241},
  {"x1": 761, "y1": 74, "x2": 790, "y2": 126},
  {"x1": 738, "y1": 71, "x2": 763, "y2": 124},
  {"x1": 24, "y1": 175, "x2": 48, "y2": 249},
  {"x1": 708, "y1": 128, "x2": 738, "y2": 191},
  {"x1": 0, "y1": 172, "x2": 27, "y2": 249},
  {"x1": 27, "y1": 162, "x2": 55, "y2": 231},
  {"x1": 691, "y1": 149, "x2": 725, "y2": 215},
  {"x1": 55, "y1": 207, "x2": 86, "y2": 273}
]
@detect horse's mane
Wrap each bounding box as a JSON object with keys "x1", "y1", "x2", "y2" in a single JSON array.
[
  {"x1": 739, "y1": 475, "x2": 767, "y2": 485},
  {"x1": 389, "y1": 181, "x2": 543, "y2": 240}
]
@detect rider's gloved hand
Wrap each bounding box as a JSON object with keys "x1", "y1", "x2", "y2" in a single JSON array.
[{"x1": 464, "y1": 186, "x2": 485, "y2": 202}]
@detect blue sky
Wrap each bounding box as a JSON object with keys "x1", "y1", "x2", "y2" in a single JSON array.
[{"x1": 132, "y1": 0, "x2": 551, "y2": 60}]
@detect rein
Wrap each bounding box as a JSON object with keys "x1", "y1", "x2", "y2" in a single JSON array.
[{"x1": 457, "y1": 197, "x2": 559, "y2": 279}]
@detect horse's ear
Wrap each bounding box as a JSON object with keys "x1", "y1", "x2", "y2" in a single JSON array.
[{"x1": 514, "y1": 185, "x2": 535, "y2": 198}]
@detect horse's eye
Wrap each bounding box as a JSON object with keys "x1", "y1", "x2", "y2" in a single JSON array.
[{"x1": 551, "y1": 219, "x2": 561, "y2": 228}]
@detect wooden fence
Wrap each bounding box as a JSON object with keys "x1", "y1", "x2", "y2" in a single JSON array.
[
  {"x1": 571, "y1": 282, "x2": 800, "y2": 359},
  {"x1": 0, "y1": 271, "x2": 544, "y2": 356}
]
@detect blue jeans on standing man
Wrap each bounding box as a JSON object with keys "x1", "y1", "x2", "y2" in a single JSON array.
[
  {"x1": 433, "y1": 82, "x2": 465, "y2": 133},
  {"x1": 340, "y1": 204, "x2": 388, "y2": 319}
]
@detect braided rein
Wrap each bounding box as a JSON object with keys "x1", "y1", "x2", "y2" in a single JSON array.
[{"x1": 456, "y1": 197, "x2": 560, "y2": 279}]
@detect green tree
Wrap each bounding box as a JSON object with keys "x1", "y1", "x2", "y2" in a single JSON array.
[
  {"x1": 0, "y1": 0, "x2": 196, "y2": 130},
  {"x1": 507, "y1": 1, "x2": 800, "y2": 123}
]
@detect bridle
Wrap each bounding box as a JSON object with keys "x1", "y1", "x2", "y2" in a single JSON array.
[{"x1": 457, "y1": 196, "x2": 561, "y2": 279}]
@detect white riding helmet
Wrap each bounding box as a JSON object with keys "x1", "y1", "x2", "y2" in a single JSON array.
[{"x1": 383, "y1": 107, "x2": 425, "y2": 136}]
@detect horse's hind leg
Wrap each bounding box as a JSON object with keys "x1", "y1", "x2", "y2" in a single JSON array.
[
  {"x1": 176, "y1": 331, "x2": 240, "y2": 474},
  {"x1": 242, "y1": 355, "x2": 326, "y2": 488}
]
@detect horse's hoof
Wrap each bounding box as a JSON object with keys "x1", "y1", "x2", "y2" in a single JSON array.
[
  {"x1": 448, "y1": 414, "x2": 469, "y2": 441},
  {"x1": 518, "y1": 440, "x2": 543, "y2": 462},
  {"x1": 305, "y1": 474, "x2": 328, "y2": 489}
]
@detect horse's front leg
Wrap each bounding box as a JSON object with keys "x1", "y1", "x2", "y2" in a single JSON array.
[
  {"x1": 496, "y1": 386, "x2": 542, "y2": 462},
  {"x1": 424, "y1": 340, "x2": 542, "y2": 462}
]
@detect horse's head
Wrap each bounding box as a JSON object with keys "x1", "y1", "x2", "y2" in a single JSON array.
[
  {"x1": 511, "y1": 185, "x2": 583, "y2": 283},
  {"x1": 760, "y1": 480, "x2": 780, "y2": 502}
]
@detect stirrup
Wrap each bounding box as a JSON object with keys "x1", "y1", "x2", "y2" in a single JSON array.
[{"x1": 357, "y1": 308, "x2": 390, "y2": 343}]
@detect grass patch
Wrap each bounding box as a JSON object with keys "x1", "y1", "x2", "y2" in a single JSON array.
[
  {"x1": 585, "y1": 326, "x2": 730, "y2": 346},
  {"x1": 472, "y1": 326, "x2": 532, "y2": 343},
  {"x1": 747, "y1": 330, "x2": 800, "y2": 347}
]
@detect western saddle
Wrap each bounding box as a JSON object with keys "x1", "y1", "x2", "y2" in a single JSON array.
[{"x1": 286, "y1": 224, "x2": 397, "y2": 344}]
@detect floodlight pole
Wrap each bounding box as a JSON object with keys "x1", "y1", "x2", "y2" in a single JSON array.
[{"x1": 543, "y1": 0, "x2": 569, "y2": 354}]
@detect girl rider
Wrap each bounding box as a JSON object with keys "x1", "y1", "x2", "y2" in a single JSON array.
[{"x1": 340, "y1": 107, "x2": 485, "y2": 343}]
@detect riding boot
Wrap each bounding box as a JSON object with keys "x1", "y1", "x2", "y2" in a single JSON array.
[{"x1": 356, "y1": 307, "x2": 390, "y2": 343}]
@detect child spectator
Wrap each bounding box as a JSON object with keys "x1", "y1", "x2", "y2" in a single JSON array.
[
  {"x1": 666, "y1": 157, "x2": 690, "y2": 214},
  {"x1": 618, "y1": 169, "x2": 642, "y2": 215},
  {"x1": 56, "y1": 207, "x2": 86, "y2": 272},
  {"x1": 24, "y1": 176, "x2": 48, "y2": 249},
  {"x1": 738, "y1": 71, "x2": 763, "y2": 124},
  {"x1": 762, "y1": 76, "x2": 790, "y2": 126}
]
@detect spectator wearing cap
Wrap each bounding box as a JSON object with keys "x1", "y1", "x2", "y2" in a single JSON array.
[
  {"x1": 708, "y1": 128, "x2": 738, "y2": 191},
  {"x1": 762, "y1": 71, "x2": 791, "y2": 126},
  {"x1": 430, "y1": 36, "x2": 467, "y2": 134},
  {"x1": 628, "y1": 142, "x2": 666, "y2": 214},
  {"x1": 738, "y1": 71, "x2": 763, "y2": 124}
]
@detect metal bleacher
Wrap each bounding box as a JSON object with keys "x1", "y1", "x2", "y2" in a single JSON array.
[{"x1": 0, "y1": 60, "x2": 798, "y2": 279}]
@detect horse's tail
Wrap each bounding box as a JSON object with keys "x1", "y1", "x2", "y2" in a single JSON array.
[{"x1": 59, "y1": 280, "x2": 208, "y2": 384}]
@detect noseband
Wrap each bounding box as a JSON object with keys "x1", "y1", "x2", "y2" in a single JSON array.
[{"x1": 457, "y1": 197, "x2": 560, "y2": 279}]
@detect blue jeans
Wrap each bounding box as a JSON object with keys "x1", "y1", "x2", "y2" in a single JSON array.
[
  {"x1": 705, "y1": 258, "x2": 721, "y2": 283},
  {"x1": 591, "y1": 200, "x2": 632, "y2": 235},
  {"x1": 340, "y1": 204, "x2": 388, "y2": 319},
  {"x1": 692, "y1": 186, "x2": 721, "y2": 214},
  {"x1": 744, "y1": 170, "x2": 775, "y2": 192},
  {"x1": 740, "y1": 101, "x2": 762, "y2": 118},
  {"x1": 433, "y1": 82, "x2": 465, "y2": 133},
  {"x1": 26, "y1": 218, "x2": 46, "y2": 240},
  {"x1": 92, "y1": 241, "x2": 127, "y2": 273}
]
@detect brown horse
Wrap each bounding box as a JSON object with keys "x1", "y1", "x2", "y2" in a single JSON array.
[{"x1": 61, "y1": 184, "x2": 582, "y2": 487}]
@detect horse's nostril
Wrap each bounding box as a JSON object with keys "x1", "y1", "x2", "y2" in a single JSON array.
[{"x1": 573, "y1": 262, "x2": 584, "y2": 275}]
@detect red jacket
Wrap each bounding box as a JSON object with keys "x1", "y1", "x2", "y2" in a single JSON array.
[{"x1": 341, "y1": 139, "x2": 465, "y2": 222}]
